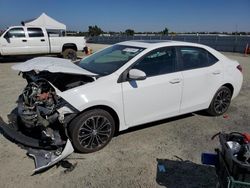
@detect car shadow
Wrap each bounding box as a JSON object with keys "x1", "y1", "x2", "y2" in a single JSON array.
[
  {"x1": 0, "y1": 116, "x2": 13, "y2": 143},
  {"x1": 194, "y1": 110, "x2": 214, "y2": 117},
  {"x1": 0, "y1": 56, "x2": 33, "y2": 63},
  {"x1": 0, "y1": 113, "x2": 20, "y2": 145},
  {"x1": 0, "y1": 117, "x2": 4, "y2": 135},
  {"x1": 156, "y1": 158, "x2": 217, "y2": 188},
  {"x1": 2, "y1": 107, "x2": 211, "y2": 140},
  {"x1": 118, "y1": 113, "x2": 194, "y2": 136},
  {"x1": 0, "y1": 55, "x2": 81, "y2": 63},
  {"x1": 0, "y1": 55, "x2": 64, "y2": 63}
]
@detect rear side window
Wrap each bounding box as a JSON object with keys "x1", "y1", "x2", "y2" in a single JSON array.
[
  {"x1": 208, "y1": 52, "x2": 218, "y2": 65},
  {"x1": 132, "y1": 47, "x2": 177, "y2": 77},
  {"x1": 5, "y1": 28, "x2": 25, "y2": 38},
  {"x1": 179, "y1": 47, "x2": 218, "y2": 71},
  {"x1": 27, "y1": 28, "x2": 44, "y2": 37}
]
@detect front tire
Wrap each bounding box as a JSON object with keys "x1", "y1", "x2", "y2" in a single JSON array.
[
  {"x1": 207, "y1": 86, "x2": 232, "y2": 116},
  {"x1": 68, "y1": 109, "x2": 115, "y2": 153}
]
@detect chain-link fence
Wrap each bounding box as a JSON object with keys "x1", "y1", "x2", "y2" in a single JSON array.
[{"x1": 88, "y1": 35, "x2": 250, "y2": 53}]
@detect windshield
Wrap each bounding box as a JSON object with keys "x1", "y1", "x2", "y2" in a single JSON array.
[{"x1": 78, "y1": 45, "x2": 145, "y2": 75}]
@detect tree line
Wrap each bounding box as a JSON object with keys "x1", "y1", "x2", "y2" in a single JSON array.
[
  {"x1": 66, "y1": 25, "x2": 250, "y2": 37},
  {"x1": 67, "y1": 25, "x2": 169, "y2": 36}
]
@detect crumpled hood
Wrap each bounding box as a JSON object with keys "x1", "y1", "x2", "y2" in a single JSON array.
[{"x1": 12, "y1": 57, "x2": 97, "y2": 76}]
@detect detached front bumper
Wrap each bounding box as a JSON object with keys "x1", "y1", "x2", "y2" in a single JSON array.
[
  {"x1": 0, "y1": 116, "x2": 74, "y2": 173},
  {"x1": 28, "y1": 139, "x2": 74, "y2": 173}
]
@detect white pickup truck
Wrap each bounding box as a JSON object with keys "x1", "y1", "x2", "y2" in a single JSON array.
[{"x1": 0, "y1": 26, "x2": 86, "y2": 60}]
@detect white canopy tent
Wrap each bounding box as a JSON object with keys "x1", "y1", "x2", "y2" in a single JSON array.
[{"x1": 22, "y1": 13, "x2": 66, "y2": 30}]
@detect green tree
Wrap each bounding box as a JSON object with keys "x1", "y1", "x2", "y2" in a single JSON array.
[
  {"x1": 162, "y1": 27, "x2": 169, "y2": 35},
  {"x1": 88, "y1": 25, "x2": 103, "y2": 36},
  {"x1": 125, "y1": 29, "x2": 135, "y2": 36}
]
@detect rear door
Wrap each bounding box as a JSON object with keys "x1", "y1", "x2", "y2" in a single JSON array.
[
  {"x1": 178, "y1": 46, "x2": 223, "y2": 114},
  {"x1": 1, "y1": 27, "x2": 28, "y2": 55},
  {"x1": 26, "y1": 27, "x2": 49, "y2": 54},
  {"x1": 122, "y1": 47, "x2": 183, "y2": 127}
]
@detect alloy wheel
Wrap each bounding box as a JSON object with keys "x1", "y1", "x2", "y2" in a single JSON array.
[
  {"x1": 78, "y1": 116, "x2": 112, "y2": 149},
  {"x1": 213, "y1": 89, "x2": 231, "y2": 114}
]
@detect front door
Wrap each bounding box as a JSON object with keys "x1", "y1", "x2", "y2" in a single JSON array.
[
  {"x1": 1, "y1": 27, "x2": 28, "y2": 55},
  {"x1": 122, "y1": 47, "x2": 183, "y2": 127},
  {"x1": 26, "y1": 27, "x2": 49, "y2": 54}
]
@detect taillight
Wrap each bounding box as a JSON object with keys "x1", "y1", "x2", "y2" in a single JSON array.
[{"x1": 237, "y1": 65, "x2": 243, "y2": 73}]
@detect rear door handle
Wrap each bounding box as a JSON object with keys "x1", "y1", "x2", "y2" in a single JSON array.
[
  {"x1": 41, "y1": 39, "x2": 45, "y2": 42},
  {"x1": 212, "y1": 70, "x2": 221, "y2": 75},
  {"x1": 169, "y1": 78, "x2": 181, "y2": 84},
  {"x1": 22, "y1": 39, "x2": 27, "y2": 42}
]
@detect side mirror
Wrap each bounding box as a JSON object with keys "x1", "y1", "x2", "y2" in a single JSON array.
[
  {"x1": 128, "y1": 69, "x2": 146, "y2": 81},
  {"x1": 4, "y1": 32, "x2": 9, "y2": 39}
]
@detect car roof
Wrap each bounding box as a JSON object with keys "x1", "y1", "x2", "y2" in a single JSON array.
[
  {"x1": 118, "y1": 40, "x2": 227, "y2": 61},
  {"x1": 118, "y1": 40, "x2": 209, "y2": 49},
  {"x1": 8, "y1": 26, "x2": 44, "y2": 29}
]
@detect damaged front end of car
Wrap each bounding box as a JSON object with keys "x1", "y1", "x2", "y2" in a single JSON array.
[{"x1": 0, "y1": 57, "x2": 96, "y2": 173}]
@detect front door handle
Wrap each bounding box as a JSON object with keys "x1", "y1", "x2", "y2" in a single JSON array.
[
  {"x1": 212, "y1": 70, "x2": 221, "y2": 75},
  {"x1": 169, "y1": 78, "x2": 181, "y2": 84},
  {"x1": 41, "y1": 39, "x2": 45, "y2": 42},
  {"x1": 22, "y1": 39, "x2": 27, "y2": 42}
]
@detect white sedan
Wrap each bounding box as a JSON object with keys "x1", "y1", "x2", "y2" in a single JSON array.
[{"x1": 5, "y1": 41, "x2": 243, "y2": 168}]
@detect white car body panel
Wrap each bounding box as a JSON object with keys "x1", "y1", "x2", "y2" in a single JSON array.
[
  {"x1": 58, "y1": 76, "x2": 127, "y2": 130},
  {"x1": 1, "y1": 37, "x2": 28, "y2": 55},
  {"x1": 49, "y1": 36, "x2": 85, "y2": 53},
  {"x1": 122, "y1": 72, "x2": 182, "y2": 127},
  {"x1": 12, "y1": 41, "x2": 243, "y2": 132},
  {"x1": 223, "y1": 58, "x2": 243, "y2": 99},
  {"x1": 180, "y1": 62, "x2": 224, "y2": 114},
  {"x1": 25, "y1": 36, "x2": 50, "y2": 54}
]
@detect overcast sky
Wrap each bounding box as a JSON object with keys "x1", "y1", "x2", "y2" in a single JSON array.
[{"x1": 0, "y1": 0, "x2": 250, "y2": 32}]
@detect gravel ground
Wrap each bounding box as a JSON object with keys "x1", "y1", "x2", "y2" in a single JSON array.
[{"x1": 0, "y1": 44, "x2": 250, "y2": 188}]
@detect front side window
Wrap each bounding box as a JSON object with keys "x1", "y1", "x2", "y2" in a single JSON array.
[
  {"x1": 132, "y1": 47, "x2": 177, "y2": 77},
  {"x1": 179, "y1": 47, "x2": 218, "y2": 70},
  {"x1": 5, "y1": 28, "x2": 25, "y2": 38},
  {"x1": 78, "y1": 45, "x2": 145, "y2": 75},
  {"x1": 27, "y1": 28, "x2": 44, "y2": 37}
]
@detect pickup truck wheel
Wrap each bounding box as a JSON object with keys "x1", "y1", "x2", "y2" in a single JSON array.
[
  {"x1": 68, "y1": 109, "x2": 115, "y2": 153},
  {"x1": 62, "y1": 48, "x2": 77, "y2": 61}
]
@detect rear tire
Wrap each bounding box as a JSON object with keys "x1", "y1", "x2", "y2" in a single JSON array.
[
  {"x1": 62, "y1": 48, "x2": 77, "y2": 61},
  {"x1": 207, "y1": 86, "x2": 232, "y2": 116},
  {"x1": 68, "y1": 109, "x2": 115, "y2": 153}
]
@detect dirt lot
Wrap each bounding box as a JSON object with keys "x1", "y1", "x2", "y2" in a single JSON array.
[{"x1": 0, "y1": 44, "x2": 250, "y2": 188}]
